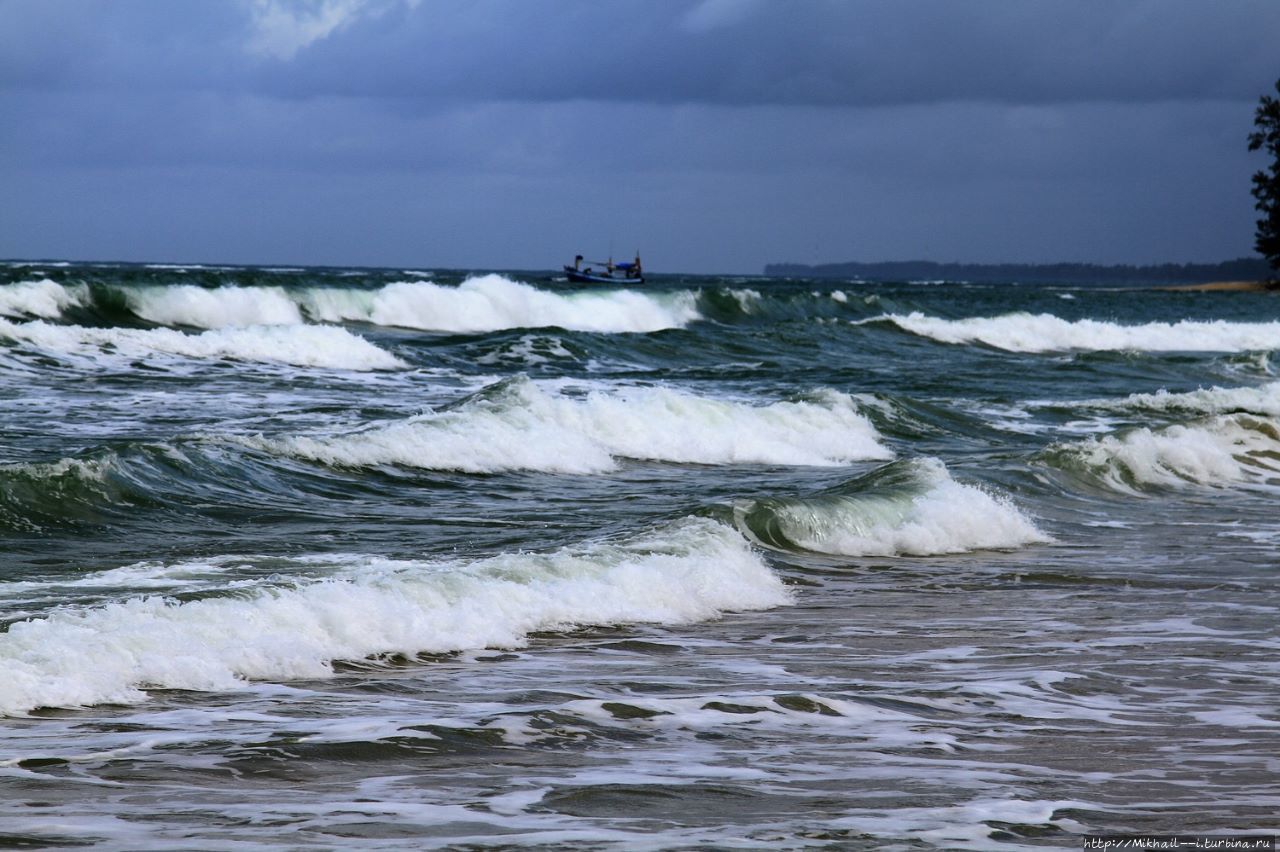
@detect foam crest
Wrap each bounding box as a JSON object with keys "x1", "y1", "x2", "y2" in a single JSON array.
[
  {"x1": 1046, "y1": 414, "x2": 1280, "y2": 493},
  {"x1": 878, "y1": 311, "x2": 1280, "y2": 352},
  {"x1": 124, "y1": 284, "x2": 303, "y2": 328},
  {"x1": 0, "y1": 518, "x2": 788, "y2": 715},
  {"x1": 733, "y1": 458, "x2": 1049, "y2": 556},
  {"x1": 1090, "y1": 381, "x2": 1280, "y2": 417},
  {"x1": 0, "y1": 279, "x2": 85, "y2": 318},
  {"x1": 0, "y1": 318, "x2": 404, "y2": 370},
  {"x1": 258, "y1": 378, "x2": 891, "y2": 473},
  {"x1": 298, "y1": 274, "x2": 700, "y2": 333}
]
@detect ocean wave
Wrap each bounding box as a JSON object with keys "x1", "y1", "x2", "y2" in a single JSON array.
[
  {"x1": 0, "y1": 444, "x2": 272, "y2": 534},
  {"x1": 0, "y1": 559, "x2": 235, "y2": 602},
  {"x1": 123, "y1": 283, "x2": 304, "y2": 328},
  {"x1": 0, "y1": 275, "x2": 700, "y2": 334},
  {"x1": 0, "y1": 318, "x2": 405, "y2": 370},
  {"x1": 874, "y1": 311, "x2": 1280, "y2": 352},
  {"x1": 1082, "y1": 381, "x2": 1280, "y2": 417},
  {"x1": 0, "y1": 279, "x2": 87, "y2": 319},
  {"x1": 0, "y1": 457, "x2": 134, "y2": 533},
  {"x1": 251, "y1": 376, "x2": 891, "y2": 473},
  {"x1": 694, "y1": 286, "x2": 864, "y2": 325},
  {"x1": 731, "y1": 457, "x2": 1049, "y2": 557},
  {"x1": 0, "y1": 518, "x2": 788, "y2": 715},
  {"x1": 297, "y1": 274, "x2": 700, "y2": 333},
  {"x1": 1042, "y1": 414, "x2": 1280, "y2": 493}
]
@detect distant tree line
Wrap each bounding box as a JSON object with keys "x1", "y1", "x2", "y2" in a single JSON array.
[
  {"x1": 1249, "y1": 77, "x2": 1280, "y2": 280},
  {"x1": 762, "y1": 258, "x2": 1271, "y2": 284}
]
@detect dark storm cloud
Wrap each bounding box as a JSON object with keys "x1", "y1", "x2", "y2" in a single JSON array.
[
  {"x1": 3, "y1": 1, "x2": 1277, "y2": 107},
  {"x1": 0, "y1": 0, "x2": 1275, "y2": 271},
  {"x1": 265, "y1": 0, "x2": 1278, "y2": 107}
]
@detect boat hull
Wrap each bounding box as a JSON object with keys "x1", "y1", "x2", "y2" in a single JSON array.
[{"x1": 564, "y1": 267, "x2": 644, "y2": 285}]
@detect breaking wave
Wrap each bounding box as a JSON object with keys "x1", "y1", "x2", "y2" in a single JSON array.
[
  {"x1": 252, "y1": 377, "x2": 891, "y2": 473},
  {"x1": 297, "y1": 275, "x2": 700, "y2": 333},
  {"x1": 0, "y1": 456, "x2": 142, "y2": 533},
  {"x1": 123, "y1": 283, "x2": 304, "y2": 328},
  {"x1": 874, "y1": 312, "x2": 1280, "y2": 352},
  {"x1": 0, "y1": 279, "x2": 87, "y2": 319},
  {"x1": 1043, "y1": 414, "x2": 1280, "y2": 493},
  {"x1": 1082, "y1": 381, "x2": 1280, "y2": 417},
  {"x1": 0, "y1": 276, "x2": 700, "y2": 334},
  {"x1": 0, "y1": 518, "x2": 788, "y2": 715},
  {"x1": 731, "y1": 457, "x2": 1049, "y2": 557},
  {"x1": 0, "y1": 318, "x2": 404, "y2": 370}
]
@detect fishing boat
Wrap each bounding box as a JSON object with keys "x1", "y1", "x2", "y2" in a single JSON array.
[{"x1": 564, "y1": 254, "x2": 644, "y2": 285}]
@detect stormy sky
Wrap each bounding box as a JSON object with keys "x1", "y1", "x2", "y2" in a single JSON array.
[{"x1": 1, "y1": 1, "x2": 1277, "y2": 273}]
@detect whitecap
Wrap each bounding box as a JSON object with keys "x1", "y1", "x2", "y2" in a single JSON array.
[
  {"x1": 0, "y1": 518, "x2": 787, "y2": 715},
  {"x1": 252, "y1": 377, "x2": 890, "y2": 473},
  {"x1": 733, "y1": 457, "x2": 1049, "y2": 557},
  {"x1": 297, "y1": 274, "x2": 700, "y2": 333},
  {"x1": 0, "y1": 318, "x2": 404, "y2": 371},
  {"x1": 0, "y1": 279, "x2": 86, "y2": 319},
  {"x1": 876, "y1": 311, "x2": 1280, "y2": 352}
]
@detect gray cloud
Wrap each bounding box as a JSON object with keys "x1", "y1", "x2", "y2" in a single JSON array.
[
  {"x1": 4, "y1": 1, "x2": 1276, "y2": 105},
  {"x1": 235, "y1": 1, "x2": 1277, "y2": 107},
  {"x1": 0, "y1": 1, "x2": 1274, "y2": 271}
]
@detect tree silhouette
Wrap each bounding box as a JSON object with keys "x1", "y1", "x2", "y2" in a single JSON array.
[{"x1": 1248, "y1": 78, "x2": 1280, "y2": 281}]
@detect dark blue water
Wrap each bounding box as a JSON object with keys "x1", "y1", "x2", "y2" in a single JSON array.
[{"x1": 1, "y1": 262, "x2": 1278, "y2": 848}]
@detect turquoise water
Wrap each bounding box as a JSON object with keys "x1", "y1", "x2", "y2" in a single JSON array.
[{"x1": 1, "y1": 262, "x2": 1278, "y2": 848}]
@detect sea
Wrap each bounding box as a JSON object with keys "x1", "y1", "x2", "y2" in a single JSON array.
[{"x1": 1, "y1": 262, "x2": 1278, "y2": 850}]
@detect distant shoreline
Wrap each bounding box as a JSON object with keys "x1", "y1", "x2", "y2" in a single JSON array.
[
  {"x1": 765, "y1": 257, "x2": 1272, "y2": 285},
  {"x1": 1156, "y1": 280, "x2": 1276, "y2": 292}
]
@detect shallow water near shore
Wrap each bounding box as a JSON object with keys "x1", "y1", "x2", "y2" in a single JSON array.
[{"x1": 1, "y1": 262, "x2": 1278, "y2": 849}]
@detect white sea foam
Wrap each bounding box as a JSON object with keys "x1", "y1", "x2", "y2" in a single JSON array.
[
  {"x1": 1089, "y1": 381, "x2": 1280, "y2": 417},
  {"x1": 877, "y1": 311, "x2": 1280, "y2": 352},
  {"x1": 0, "y1": 559, "x2": 231, "y2": 603},
  {"x1": 1, "y1": 276, "x2": 699, "y2": 334},
  {"x1": 831, "y1": 797, "x2": 1098, "y2": 850},
  {"x1": 735, "y1": 458, "x2": 1049, "y2": 557},
  {"x1": 0, "y1": 518, "x2": 788, "y2": 715},
  {"x1": 0, "y1": 318, "x2": 404, "y2": 370},
  {"x1": 0, "y1": 279, "x2": 86, "y2": 318},
  {"x1": 124, "y1": 284, "x2": 304, "y2": 328},
  {"x1": 475, "y1": 335, "x2": 577, "y2": 366},
  {"x1": 1, "y1": 456, "x2": 111, "y2": 484},
  {"x1": 256, "y1": 378, "x2": 891, "y2": 473},
  {"x1": 727, "y1": 288, "x2": 762, "y2": 313},
  {"x1": 1050, "y1": 414, "x2": 1280, "y2": 492},
  {"x1": 297, "y1": 274, "x2": 700, "y2": 333},
  {"x1": 560, "y1": 691, "x2": 960, "y2": 751}
]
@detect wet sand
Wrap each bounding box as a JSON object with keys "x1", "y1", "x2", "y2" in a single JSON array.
[{"x1": 1158, "y1": 280, "x2": 1276, "y2": 291}]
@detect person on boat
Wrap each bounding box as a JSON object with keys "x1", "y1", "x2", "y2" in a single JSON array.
[{"x1": 573, "y1": 254, "x2": 583, "y2": 271}]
